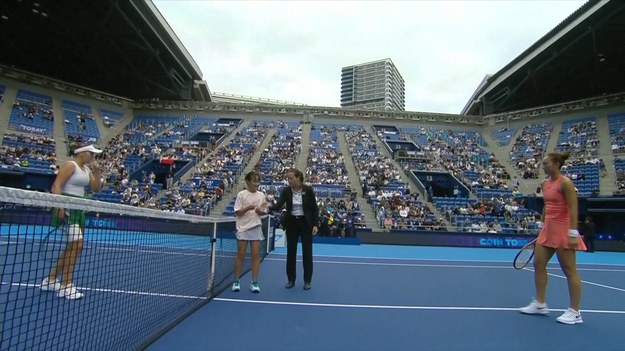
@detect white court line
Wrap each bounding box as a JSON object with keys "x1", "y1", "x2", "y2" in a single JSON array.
[
  {"x1": 271, "y1": 252, "x2": 625, "y2": 267},
  {"x1": 213, "y1": 297, "x2": 625, "y2": 315},
  {"x1": 524, "y1": 268, "x2": 625, "y2": 293},
  {"x1": 2, "y1": 281, "x2": 208, "y2": 300},
  {"x1": 264, "y1": 257, "x2": 511, "y2": 269},
  {"x1": 265, "y1": 257, "x2": 625, "y2": 272}
]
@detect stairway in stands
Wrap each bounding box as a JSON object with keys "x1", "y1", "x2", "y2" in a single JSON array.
[
  {"x1": 371, "y1": 127, "x2": 452, "y2": 229},
  {"x1": 209, "y1": 127, "x2": 277, "y2": 217},
  {"x1": 296, "y1": 122, "x2": 311, "y2": 171},
  {"x1": 481, "y1": 131, "x2": 523, "y2": 192},
  {"x1": 596, "y1": 114, "x2": 618, "y2": 195},
  {"x1": 337, "y1": 131, "x2": 380, "y2": 230}
]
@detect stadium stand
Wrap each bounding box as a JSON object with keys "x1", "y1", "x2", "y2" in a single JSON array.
[
  {"x1": 0, "y1": 85, "x2": 5, "y2": 102},
  {"x1": 509, "y1": 123, "x2": 552, "y2": 179},
  {"x1": 491, "y1": 127, "x2": 516, "y2": 146},
  {"x1": 608, "y1": 112, "x2": 625, "y2": 155},
  {"x1": 434, "y1": 196, "x2": 540, "y2": 234},
  {"x1": 307, "y1": 123, "x2": 363, "y2": 237},
  {"x1": 307, "y1": 123, "x2": 350, "y2": 187},
  {"x1": 552, "y1": 116, "x2": 601, "y2": 196},
  {"x1": 7, "y1": 89, "x2": 54, "y2": 137},
  {"x1": 404, "y1": 127, "x2": 511, "y2": 198},
  {"x1": 62, "y1": 100, "x2": 101, "y2": 143},
  {"x1": 347, "y1": 126, "x2": 441, "y2": 231},
  {"x1": 615, "y1": 158, "x2": 625, "y2": 192},
  {"x1": 0, "y1": 133, "x2": 57, "y2": 173},
  {"x1": 100, "y1": 109, "x2": 126, "y2": 128},
  {"x1": 555, "y1": 116, "x2": 599, "y2": 159},
  {"x1": 256, "y1": 120, "x2": 302, "y2": 184},
  {"x1": 199, "y1": 123, "x2": 268, "y2": 216}
]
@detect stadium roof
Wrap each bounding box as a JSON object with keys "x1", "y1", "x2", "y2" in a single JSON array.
[
  {"x1": 211, "y1": 92, "x2": 308, "y2": 106},
  {"x1": 462, "y1": 0, "x2": 625, "y2": 116},
  {"x1": 0, "y1": 0, "x2": 210, "y2": 101}
]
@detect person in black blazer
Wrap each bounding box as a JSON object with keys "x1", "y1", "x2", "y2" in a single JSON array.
[
  {"x1": 583, "y1": 216, "x2": 595, "y2": 253},
  {"x1": 271, "y1": 168, "x2": 319, "y2": 290}
]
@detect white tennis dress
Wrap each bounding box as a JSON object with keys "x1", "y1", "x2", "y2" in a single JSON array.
[{"x1": 234, "y1": 189, "x2": 266, "y2": 241}]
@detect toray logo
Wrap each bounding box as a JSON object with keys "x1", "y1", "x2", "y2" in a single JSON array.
[{"x1": 479, "y1": 237, "x2": 531, "y2": 248}]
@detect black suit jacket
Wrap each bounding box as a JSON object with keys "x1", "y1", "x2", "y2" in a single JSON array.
[{"x1": 272, "y1": 185, "x2": 319, "y2": 230}]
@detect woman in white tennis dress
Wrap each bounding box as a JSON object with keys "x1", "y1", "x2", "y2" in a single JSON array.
[{"x1": 232, "y1": 172, "x2": 269, "y2": 293}]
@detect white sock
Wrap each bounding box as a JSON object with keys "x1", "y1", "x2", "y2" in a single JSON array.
[{"x1": 535, "y1": 300, "x2": 546, "y2": 308}]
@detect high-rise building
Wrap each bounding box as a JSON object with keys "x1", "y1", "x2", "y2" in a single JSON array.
[{"x1": 340, "y1": 58, "x2": 405, "y2": 111}]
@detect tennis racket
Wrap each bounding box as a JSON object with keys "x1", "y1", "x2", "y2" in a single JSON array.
[{"x1": 513, "y1": 239, "x2": 537, "y2": 270}]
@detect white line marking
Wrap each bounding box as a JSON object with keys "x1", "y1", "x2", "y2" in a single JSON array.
[
  {"x1": 264, "y1": 257, "x2": 510, "y2": 269},
  {"x1": 2, "y1": 281, "x2": 208, "y2": 300},
  {"x1": 213, "y1": 298, "x2": 625, "y2": 314},
  {"x1": 270, "y1": 252, "x2": 625, "y2": 267},
  {"x1": 524, "y1": 268, "x2": 625, "y2": 293},
  {"x1": 265, "y1": 257, "x2": 625, "y2": 272}
]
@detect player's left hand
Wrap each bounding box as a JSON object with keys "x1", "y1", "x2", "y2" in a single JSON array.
[
  {"x1": 312, "y1": 226, "x2": 318, "y2": 236},
  {"x1": 568, "y1": 236, "x2": 579, "y2": 249}
]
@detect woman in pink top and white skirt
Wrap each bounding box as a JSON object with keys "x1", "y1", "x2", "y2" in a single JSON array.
[
  {"x1": 520, "y1": 152, "x2": 586, "y2": 324},
  {"x1": 232, "y1": 172, "x2": 269, "y2": 293}
]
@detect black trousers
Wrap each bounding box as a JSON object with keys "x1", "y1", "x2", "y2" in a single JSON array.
[
  {"x1": 286, "y1": 217, "x2": 313, "y2": 283},
  {"x1": 584, "y1": 235, "x2": 595, "y2": 252}
]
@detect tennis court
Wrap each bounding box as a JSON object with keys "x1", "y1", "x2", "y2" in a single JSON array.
[
  {"x1": 148, "y1": 244, "x2": 625, "y2": 351},
  {"x1": 2, "y1": 184, "x2": 624, "y2": 351},
  {"x1": 0, "y1": 223, "x2": 262, "y2": 350}
]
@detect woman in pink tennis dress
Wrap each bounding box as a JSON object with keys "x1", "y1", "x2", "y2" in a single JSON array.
[{"x1": 520, "y1": 152, "x2": 586, "y2": 325}]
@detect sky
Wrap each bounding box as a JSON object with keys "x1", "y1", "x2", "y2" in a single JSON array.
[{"x1": 153, "y1": 0, "x2": 587, "y2": 114}]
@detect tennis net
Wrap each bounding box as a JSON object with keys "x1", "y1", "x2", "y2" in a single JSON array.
[{"x1": 0, "y1": 186, "x2": 274, "y2": 350}]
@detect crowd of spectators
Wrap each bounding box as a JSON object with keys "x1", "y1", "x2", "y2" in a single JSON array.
[
  {"x1": 555, "y1": 118, "x2": 599, "y2": 160},
  {"x1": 609, "y1": 113, "x2": 625, "y2": 155},
  {"x1": 306, "y1": 124, "x2": 349, "y2": 186},
  {"x1": 12, "y1": 99, "x2": 54, "y2": 122},
  {"x1": 412, "y1": 128, "x2": 510, "y2": 191},
  {"x1": 255, "y1": 120, "x2": 301, "y2": 184},
  {"x1": 317, "y1": 196, "x2": 367, "y2": 237},
  {"x1": 441, "y1": 196, "x2": 540, "y2": 234},
  {"x1": 0, "y1": 133, "x2": 57, "y2": 170},
  {"x1": 346, "y1": 126, "x2": 438, "y2": 230},
  {"x1": 398, "y1": 128, "x2": 510, "y2": 198},
  {"x1": 510, "y1": 123, "x2": 552, "y2": 179}
]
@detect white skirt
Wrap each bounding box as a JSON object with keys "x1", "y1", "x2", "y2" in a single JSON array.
[{"x1": 236, "y1": 225, "x2": 265, "y2": 241}]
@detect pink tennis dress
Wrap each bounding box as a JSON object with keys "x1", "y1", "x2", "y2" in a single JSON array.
[{"x1": 537, "y1": 176, "x2": 586, "y2": 251}]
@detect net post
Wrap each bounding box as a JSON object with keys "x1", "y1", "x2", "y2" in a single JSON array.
[
  {"x1": 209, "y1": 221, "x2": 217, "y2": 292},
  {"x1": 265, "y1": 216, "x2": 272, "y2": 254}
]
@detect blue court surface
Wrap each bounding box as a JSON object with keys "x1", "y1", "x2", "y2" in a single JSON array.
[
  {"x1": 0, "y1": 225, "x2": 241, "y2": 351},
  {"x1": 148, "y1": 244, "x2": 625, "y2": 351}
]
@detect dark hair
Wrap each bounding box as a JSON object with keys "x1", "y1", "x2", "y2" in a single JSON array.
[
  {"x1": 547, "y1": 152, "x2": 570, "y2": 169},
  {"x1": 244, "y1": 171, "x2": 261, "y2": 183},
  {"x1": 286, "y1": 168, "x2": 304, "y2": 183}
]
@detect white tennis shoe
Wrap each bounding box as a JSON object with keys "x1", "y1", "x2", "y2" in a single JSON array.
[
  {"x1": 57, "y1": 284, "x2": 84, "y2": 300},
  {"x1": 556, "y1": 308, "x2": 583, "y2": 325},
  {"x1": 40, "y1": 277, "x2": 61, "y2": 292},
  {"x1": 519, "y1": 299, "x2": 550, "y2": 315}
]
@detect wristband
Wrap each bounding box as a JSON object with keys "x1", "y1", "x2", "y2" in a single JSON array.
[
  {"x1": 568, "y1": 229, "x2": 580, "y2": 238},
  {"x1": 537, "y1": 221, "x2": 544, "y2": 229}
]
